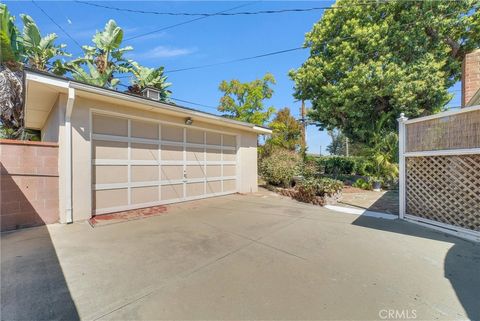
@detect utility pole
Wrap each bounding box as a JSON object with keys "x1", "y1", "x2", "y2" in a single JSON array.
[
  {"x1": 300, "y1": 100, "x2": 306, "y2": 151},
  {"x1": 345, "y1": 137, "x2": 349, "y2": 157}
]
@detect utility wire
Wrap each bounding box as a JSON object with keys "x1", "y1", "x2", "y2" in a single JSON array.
[
  {"x1": 161, "y1": 8, "x2": 466, "y2": 74},
  {"x1": 31, "y1": 0, "x2": 83, "y2": 51},
  {"x1": 169, "y1": 97, "x2": 219, "y2": 110},
  {"x1": 74, "y1": 1, "x2": 372, "y2": 17},
  {"x1": 116, "y1": 83, "x2": 219, "y2": 111},
  {"x1": 125, "y1": 2, "x2": 259, "y2": 41},
  {"x1": 165, "y1": 47, "x2": 305, "y2": 73}
]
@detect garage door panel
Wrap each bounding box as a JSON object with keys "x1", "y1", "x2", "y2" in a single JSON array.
[
  {"x1": 223, "y1": 149, "x2": 236, "y2": 161},
  {"x1": 162, "y1": 125, "x2": 183, "y2": 142},
  {"x1": 132, "y1": 186, "x2": 159, "y2": 204},
  {"x1": 93, "y1": 165, "x2": 128, "y2": 184},
  {"x1": 131, "y1": 120, "x2": 158, "y2": 139},
  {"x1": 206, "y1": 132, "x2": 221, "y2": 145},
  {"x1": 161, "y1": 165, "x2": 183, "y2": 181},
  {"x1": 223, "y1": 165, "x2": 236, "y2": 177},
  {"x1": 131, "y1": 165, "x2": 159, "y2": 182},
  {"x1": 223, "y1": 179, "x2": 236, "y2": 192},
  {"x1": 131, "y1": 143, "x2": 158, "y2": 161},
  {"x1": 93, "y1": 115, "x2": 128, "y2": 136},
  {"x1": 187, "y1": 165, "x2": 205, "y2": 179},
  {"x1": 186, "y1": 147, "x2": 204, "y2": 162},
  {"x1": 161, "y1": 145, "x2": 183, "y2": 161},
  {"x1": 92, "y1": 115, "x2": 238, "y2": 214},
  {"x1": 186, "y1": 182, "x2": 204, "y2": 197},
  {"x1": 207, "y1": 165, "x2": 221, "y2": 177},
  {"x1": 206, "y1": 180, "x2": 222, "y2": 194},
  {"x1": 223, "y1": 135, "x2": 236, "y2": 147},
  {"x1": 161, "y1": 184, "x2": 183, "y2": 200},
  {"x1": 94, "y1": 189, "x2": 128, "y2": 210},
  {"x1": 186, "y1": 129, "x2": 204, "y2": 144},
  {"x1": 206, "y1": 149, "x2": 221, "y2": 161},
  {"x1": 93, "y1": 140, "x2": 128, "y2": 159}
]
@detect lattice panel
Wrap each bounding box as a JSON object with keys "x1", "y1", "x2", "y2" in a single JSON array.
[{"x1": 406, "y1": 155, "x2": 480, "y2": 231}]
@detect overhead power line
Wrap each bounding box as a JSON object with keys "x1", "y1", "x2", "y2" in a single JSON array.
[
  {"x1": 125, "y1": 2, "x2": 258, "y2": 41},
  {"x1": 31, "y1": 0, "x2": 83, "y2": 50},
  {"x1": 165, "y1": 47, "x2": 305, "y2": 73},
  {"x1": 74, "y1": 1, "x2": 371, "y2": 17},
  {"x1": 169, "y1": 97, "x2": 219, "y2": 110},
  {"x1": 162, "y1": 6, "x2": 471, "y2": 74},
  {"x1": 116, "y1": 83, "x2": 219, "y2": 111}
]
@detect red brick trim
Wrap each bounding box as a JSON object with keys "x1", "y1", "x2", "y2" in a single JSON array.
[{"x1": 0, "y1": 139, "x2": 58, "y2": 147}]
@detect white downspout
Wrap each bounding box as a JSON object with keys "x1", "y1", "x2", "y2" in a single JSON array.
[
  {"x1": 397, "y1": 113, "x2": 408, "y2": 220},
  {"x1": 65, "y1": 87, "x2": 76, "y2": 223}
]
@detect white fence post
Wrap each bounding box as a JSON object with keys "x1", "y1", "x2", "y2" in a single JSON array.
[{"x1": 397, "y1": 113, "x2": 408, "y2": 219}]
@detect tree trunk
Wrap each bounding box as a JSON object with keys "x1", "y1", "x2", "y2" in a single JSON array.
[{"x1": 0, "y1": 65, "x2": 24, "y2": 138}]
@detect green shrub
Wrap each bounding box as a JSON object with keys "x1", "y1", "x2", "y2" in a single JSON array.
[
  {"x1": 352, "y1": 178, "x2": 372, "y2": 190},
  {"x1": 259, "y1": 148, "x2": 301, "y2": 187},
  {"x1": 317, "y1": 156, "x2": 356, "y2": 175},
  {"x1": 298, "y1": 159, "x2": 318, "y2": 179},
  {"x1": 353, "y1": 157, "x2": 374, "y2": 176},
  {"x1": 296, "y1": 177, "x2": 344, "y2": 202}
]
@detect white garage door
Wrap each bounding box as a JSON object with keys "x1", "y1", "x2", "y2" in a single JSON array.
[{"x1": 91, "y1": 113, "x2": 238, "y2": 214}]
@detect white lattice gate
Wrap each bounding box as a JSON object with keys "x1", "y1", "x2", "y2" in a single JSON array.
[{"x1": 398, "y1": 106, "x2": 480, "y2": 242}]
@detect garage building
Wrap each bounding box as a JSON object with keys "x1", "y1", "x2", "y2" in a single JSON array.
[{"x1": 23, "y1": 70, "x2": 271, "y2": 223}]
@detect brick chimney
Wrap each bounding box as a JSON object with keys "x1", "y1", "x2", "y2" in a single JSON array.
[{"x1": 462, "y1": 49, "x2": 480, "y2": 107}]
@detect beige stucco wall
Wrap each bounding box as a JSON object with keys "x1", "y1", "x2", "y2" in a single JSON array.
[{"x1": 60, "y1": 95, "x2": 258, "y2": 222}]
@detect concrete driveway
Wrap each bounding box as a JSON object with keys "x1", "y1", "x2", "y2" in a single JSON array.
[{"x1": 2, "y1": 189, "x2": 479, "y2": 320}]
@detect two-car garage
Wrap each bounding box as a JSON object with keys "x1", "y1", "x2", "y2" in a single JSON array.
[
  {"x1": 23, "y1": 69, "x2": 269, "y2": 223},
  {"x1": 92, "y1": 113, "x2": 239, "y2": 214}
]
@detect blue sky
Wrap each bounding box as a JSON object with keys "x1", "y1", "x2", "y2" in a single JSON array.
[{"x1": 6, "y1": 1, "x2": 462, "y2": 154}]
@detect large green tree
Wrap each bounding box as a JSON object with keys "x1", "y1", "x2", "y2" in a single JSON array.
[
  {"x1": 290, "y1": 0, "x2": 480, "y2": 145},
  {"x1": 218, "y1": 73, "x2": 276, "y2": 126}
]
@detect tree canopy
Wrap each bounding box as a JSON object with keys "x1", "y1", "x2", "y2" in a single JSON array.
[
  {"x1": 290, "y1": 0, "x2": 480, "y2": 145},
  {"x1": 265, "y1": 107, "x2": 301, "y2": 151},
  {"x1": 218, "y1": 73, "x2": 276, "y2": 126}
]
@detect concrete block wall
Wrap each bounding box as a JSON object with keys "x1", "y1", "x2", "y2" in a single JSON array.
[
  {"x1": 1, "y1": 139, "x2": 59, "y2": 231},
  {"x1": 462, "y1": 49, "x2": 480, "y2": 107}
]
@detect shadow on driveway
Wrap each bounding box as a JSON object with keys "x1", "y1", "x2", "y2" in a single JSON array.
[
  {"x1": 1, "y1": 168, "x2": 79, "y2": 320},
  {"x1": 352, "y1": 213, "x2": 480, "y2": 321}
]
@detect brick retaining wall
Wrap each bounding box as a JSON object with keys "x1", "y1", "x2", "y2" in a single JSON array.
[{"x1": 1, "y1": 139, "x2": 59, "y2": 231}]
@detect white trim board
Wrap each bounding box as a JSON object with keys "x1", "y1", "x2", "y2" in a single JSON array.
[
  {"x1": 404, "y1": 214, "x2": 480, "y2": 242},
  {"x1": 404, "y1": 148, "x2": 480, "y2": 157},
  {"x1": 325, "y1": 205, "x2": 397, "y2": 220},
  {"x1": 404, "y1": 104, "x2": 480, "y2": 124}
]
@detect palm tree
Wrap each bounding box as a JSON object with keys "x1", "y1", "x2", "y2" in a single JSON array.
[
  {"x1": 19, "y1": 14, "x2": 69, "y2": 73},
  {"x1": 68, "y1": 19, "x2": 132, "y2": 88},
  {"x1": 69, "y1": 61, "x2": 118, "y2": 88},
  {"x1": 127, "y1": 61, "x2": 171, "y2": 101}
]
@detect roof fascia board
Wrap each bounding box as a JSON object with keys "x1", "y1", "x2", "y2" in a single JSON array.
[{"x1": 24, "y1": 70, "x2": 272, "y2": 134}]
